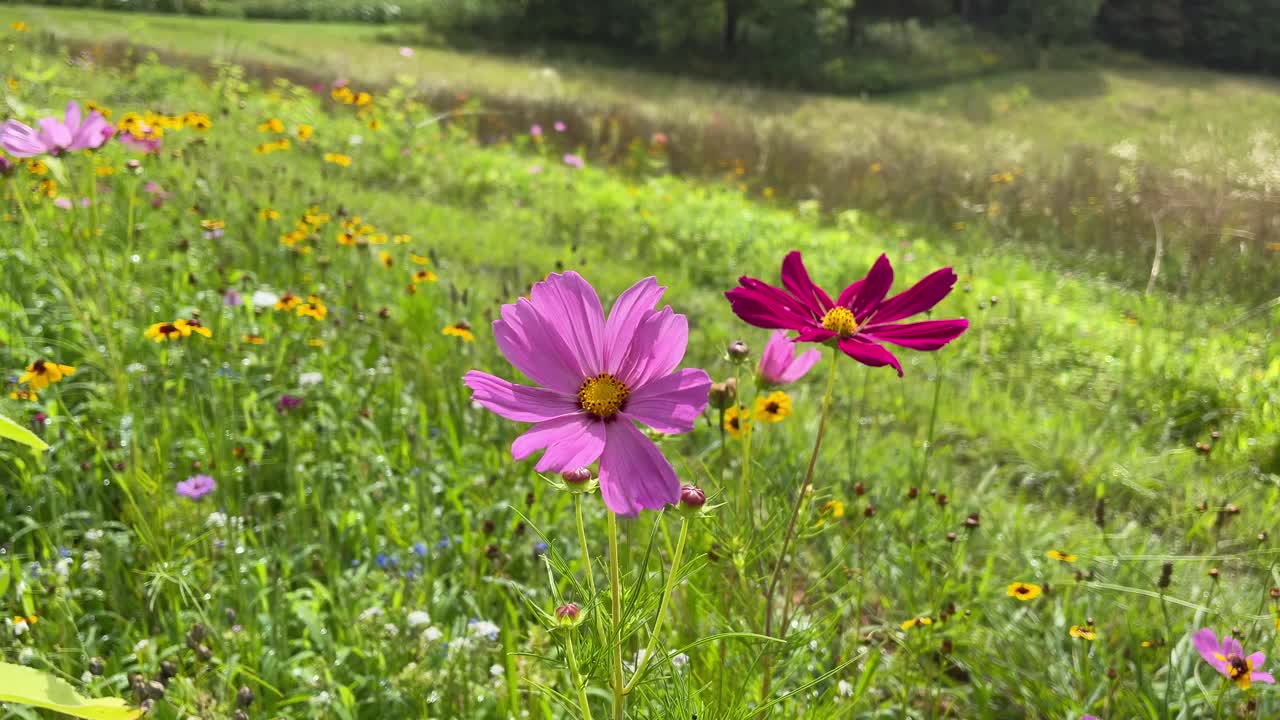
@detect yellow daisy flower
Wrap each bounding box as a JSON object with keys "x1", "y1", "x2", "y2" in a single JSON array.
[
  {"x1": 1069, "y1": 624, "x2": 1096, "y2": 641},
  {"x1": 324, "y1": 153, "x2": 352, "y2": 168},
  {"x1": 275, "y1": 292, "x2": 302, "y2": 312},
  {"x1": 258, "y1": 118, "x2": 285, "y2": 134},
  {"x1": 753, "y1": 390, "x2": 792, "y2": 423},
  {"x1": 442, "y1": 322, "x2": 474, "y2": 342},
  {"x1": 296, "y1": 296, "x2": 327, "y2": 321},
  {"x1": 723, "y1": 405, "x2": 751, "y2": 439},
  {"x1": 19, "y1": 360, "x2": 76, "y2": 391},
  {"x1": 1006, "y1": 582, "x2": 1042, "y2": 601},
  {"x1": 242, "y1": 334, "x2": 265, "y2": 345},
  {"x1": 260, "y1": 208, "x2": 281, "y2": 221},
  {"x1": 296, "y1": 124, "x2": 314, "y2": 141},
  {"x1": 379, "y1": 251, "x2": 393, "y2": 269},
  {"x1": 1046, "y1": 550, "x2": 1077, "y2": 563},
  {"x1": 9, "y1": 388, "x2": 38, "y2": 402},
  {"x1": 413, "y1": 269, "x2": 438, "y2": 284},
  {"x1": 900, "y1": 616, "x2": 933, "y2": 630}
]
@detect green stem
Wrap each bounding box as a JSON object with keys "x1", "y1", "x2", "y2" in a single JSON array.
[
  {"x1": 564, "y1": 630, "x2": 594, "y2": 720},
  {"x1": 575, "y1": 495, "x2": 603, "y2": 636},
  {"x1": 739, "y1": 392, "x2": 756, "y2": 521},
  {"x1": 760, "y1": 348, "x2": 840, "y2": 698},
  {"x1": 607, "y1": 511, "x2": 625, "y2": 720},
  {"x1": 1160, "y1": 594, "x2": 1174, "y2": 720},
  {"x1": 624, "y1": 516, "x2": 689, "y2": 693}
]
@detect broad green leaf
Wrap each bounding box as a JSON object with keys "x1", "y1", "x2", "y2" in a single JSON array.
[
  {"x1": 0, "y1": 662, "x2": 141, "y2": 720},
  {"x1": 0, "y1": 413, "x2": 47, "y2": 451}
]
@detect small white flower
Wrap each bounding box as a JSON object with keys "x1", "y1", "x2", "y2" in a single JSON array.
[
  {"x1": 348, "y1": 134, "x2": 364, "y2": 146},
  {"x1": 422, "y1": 625, "x2": 443, "y2": 643},
  {"x1": 406, "y1": 610, "x2": 431, "y2": 628},
  {"x1": 310, "y1": 691, "x2": 332, "y2": 707},
  {"x1": 55, "y1": 557, "x2": 72, "y2": 578},
  {"x1": 84, "y1": 528, "x2": 104, "y2": 543},
  {"x1": 206, "y1": 511, "x2": 228, "y2": 528},
  {"x1": 299, "y1": 372, "x2": 323, "y2": 387},
  {"x1": 125, "y1": 362, "x2": 147, "y2": 374},
  {"x1": 427, "y1": 690, "x2": 441, "y2": 704},
  {"x1": 18, "y1": 647, "x2": 34, "y2": 665},
  {"x1": 383, "y1": 623, "x2": 400, "y2": 637},
  {"x1": 468, "y1": 619, "x2": 500, "y2": 641},
  {"x1": 837, "y1": 679, "x2": 853, "y2": 698},
  {"x1": 251, "y1": 290, "x2": 279, "y2": 308},
  {"x1": 11, "y1": 618, "x2": 29, "y2": 636},
  {"x1": 358, "y1": 607, "x2": 384, "y2": 622},
  {"x1": 670, "y1": 652, "x2": 689, "y2": 669},
  {"x1": 133, "y1": 639, "x2": 149, "y2": 655},
  {"x1": 489, "y1": 664, "x2": 504, "y2": 677}
]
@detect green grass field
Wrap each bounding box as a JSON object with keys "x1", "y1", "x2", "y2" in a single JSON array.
[{"x1": 1, "y1": 10, "x2": 1279, "y2": 720}]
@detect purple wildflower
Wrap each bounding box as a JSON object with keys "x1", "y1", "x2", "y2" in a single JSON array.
[
  {"x1": 1, "y1": 101, "x2": 114, "y2": 157},
  {"x1": 176, "y1": 474, "x2": 216, "y2": 500},
  {"x1": 563, "y1": 153, "x2": 584, "y2": 169},
  {"x1": 463, "y1": 272, "x2": 711, "y2": 515},
  {"x1": 1193, "y1": 628, "x2": 1275, "y2": 690},
  {"x1": 276, "y1": 394, "x2": 303, "y2": 414},
  {"x1": 530, "y1": 124, "x2": 543, "y2": 137},
  {"x1": 223, "y1": 289, "x2": 243, "y2": 307},
  {"x1": 554, "y1": 121, "x2": 566, "y2": 132},
  {"x1": 757, "y1": 329, "x2": 821, "y2": 386}
]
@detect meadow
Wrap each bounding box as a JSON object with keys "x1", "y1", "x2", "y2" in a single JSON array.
[{"x1": 0, "y1": 10, "x2": 1278, "y2": 720}]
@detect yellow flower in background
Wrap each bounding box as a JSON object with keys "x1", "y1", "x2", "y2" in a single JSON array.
[
  {"x1": 274, "y1": 292, "x2": 302, "y2": 312},
  {"x1": 367, "y1": 118, "x2": 382, "y2": 131},
  {"x1": 393, "y1": 234, "x2": 411, "y2": 245},
  {"x1": 412, "y1": 269, "x2": 437, "y2": 284},
  {"x1": 900, "y1": 616, "x2": 933, "y2": 630},
  {"x1": 442, "y1": 322, "x2": 474, "y2": 342},
  {"x1": 144, "y1": 319, "x2": 209, "y2": 342},
  {"x1": 296, "y1": 124, "x2": 314, "y2": 141},
  {"x1": 1007, "y1": 582, "x2": 1042, "y2": 601},
  {"x1": 354, "y1": 91, "x2": 373, "y2": 107},
  {"x1": 242, "y1": 334, "x2": 265, "y2": 345},
  {"x1": 379, "y1": 251, "x2": 393, "y2": 269},
  {"x1": 11, "y1": 21, "x2": 28, "y2": 32},
  {"x1": 324, "y1": 153, "x2": 352, "y2": 168},
  {"x1": 307, "y1": 338, "x2": 324, "y2": 347},
  {"x1": 36, "y1": 179, "x2": 56, "y2": 197},
  {"x1": 410, "y1": 252, "x2": 430, "y2": 265},
  {"x1": 821, "y1": 500, "x2": 844, "y2": 519},
  {"x1": 296, "y1": 295, "x2": 327, "y2": 320},
  {"x1": 201, "y1": 219, "x2": 225, "y2": 232},
  {"x1": 1046, "y1": 550, "x2": 1077, "y2": 563},
  {"x1": 19, "y1": 360, "x2": 75, "y2": 391},
  {"x1": 260, "y1": 208, "x2": 281, "y2": 221},
  {"x1": 258, "y1": 118, "x2": 285, "y2": 134},
  {"x1": 303, "y1": 207, "x2": 329, "y2": 226},
  {"x1": 95, "y1": 166, "x2": 114, "y2": 177},
  {"x1": 9, "y1": 388, "x2": 38, "y2": 402},
  {"x1": 1069, "y1": 624, "x2": 1096, "y2": 641},
  {"x1": 85, "y1": 101, "x2": 112, "y2": 119},
  {"x1": 869, "y1": 162, "x2": 882, "y2": 174},
  {"x1": 331, "y1": 86, "x2": 354, "y2": 104},
  {"x1": 26, "y1": 160, "x2": 47, "y2": 175},
  {"x1": 5, "y1": 77, "x2": 18, "y2": 91},
  {"x1": 753, "y1": 390, "x2": 792, "y2": 423},
  {"x1": 723, "y1": 405, "x2": 751, "y2": 439}
]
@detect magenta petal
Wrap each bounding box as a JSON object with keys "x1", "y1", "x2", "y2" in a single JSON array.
[
  {"x1": 37, "y1": 117, "x2": 72, "y2": 152},
  {"x1": 1248, "y1": 652, "x2": 1266, "y2": 669},
  {"x1": 778, "y1": 346, "x2": 821, "y2": 383},
  {"x1": 848, "y1": 254, "x2": 894, "y2": 320},
  {"x1": 63, "y1": 100, "x2": 82, "y2": 129},
  {"x1": 759, "y1": 330, "x2": 821, "y2": 385},
  {"x1": 795, "y1": 327, "x2": 836, "y2": 343},
  {"x1": 835, "y1": 278, "x2": 863, "y2": 308},
  {"x1": 726, "y1": 277, "x2": 817, "y2": 329},
  {"x1": 1192, "y1": 629, "x2": 1225, "y2": 671},
  {"x1": 838, "y1": 337, "x2": 903, "y2": 376},
  {"x1": 1222, "y1": 635, "x2": 1245, "y2": 660},
  {"x1": 780, "y1": 251, "x2": 834, "y2": 317},
  {"x1": 1250, "y1": 671, "x2": 1275, "y2": 684},
  {"x1": 493, "y1": 299, "x2": 588, "y2": 394},
  {"x1": 1, "y1": 120, "x2": 47, "y2": 157},
  {"x1": 511, "y1": 414, "x2": 605, "y2": 472},
  {"x1": 623, "y1": 368, "x2": 711, "y2": 434},
  {"x1": 72, "y1": 112, "x2": 111, "y2": 151},
  {"x1": 529, "y1": 271, "x2": 606, "y2": 375},
  {"x1": 604, "y1": 276, "x2": 664, "y2": 372},
  {"x1": 612, "y1": 306, "x2": 688, "y2": 389},
  {"x1": 463, "y1": 370, "x2": 579, "y2": 423},
  {"x1": 862, "y1": 318, "x2": 969, "y2": 351},
  {"x1": 873, "y1": 267, "x2": 958, "y2": 324},
  {"x1": 597, "y1": 420, "x2": 681, "y2": 516}
]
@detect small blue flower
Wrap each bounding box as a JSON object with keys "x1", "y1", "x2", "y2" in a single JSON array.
[
  {"x1": 435, "y1": 536, "x2": 453, "y2": 550},
  {"x1": 533, "y1": 542, "x2": 548, "y2": 557},
  {"x1": 412, "y1": 542, "x2": 428, "y2": 557}
]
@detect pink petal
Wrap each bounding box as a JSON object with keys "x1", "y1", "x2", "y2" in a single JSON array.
[
  {"x1": 872, "y1": 267, "x2": 958, "y2": 324},
  {"x1": 71, "y1": 112, "x2": 111, "y2": 151},
  {"x1": 835, "y1": 278, "x2": 863, "y2": 309},
  {"x1": 726, "y1": 277, "x2": 816, "y2": 330},
  {"x1": 838, "y1": 337, "x2": 903, "y2": 376},
  {"x1": 1248, "y1": 652, "x2": 1266, "y2": 669},
  {"x1": 511, "y1": 414, "x2": 605, "y2": 473},
  {"x1": 1, "y1": 120, "x2": 47, "y2": 157},
  {"x1": 1192, "y1": 629, "x2": 1225, "y2": 670},
  {"x1": 795, "y1": 327, "x2": 836, "y2": 343},
  {"x1": 1250, "y1": 671, "x2": 1275, "y2": 684},
  {"x1": 623, "y1": 368, "x2": 710, "y2": 434},
  {"x1": 63, "y1": 100, "x2": 82, "y2": 129},
  {"x1": 463, "y1": 370, "x2": 579, "y2": 423},
  {"x1": 528, "y1": 271, "x2": 606, "y2": 376},
  {"x1": 778, "y1": 346, "x2": 821, "y2": 384},
  {"x1": 612, "y1": 306, "x2": 687, "y2": 389},
  {"x1": 37, "y1": 117, "x2": 73, "y2": 152},
  {"x1": 1222, "y1": 635, "x2": 1245, "y2": 660},
  {"x1": 759, "y1": 330, "x2": 821, "y2": 385},
  {"x1": 848, "y1": 254, "x2": 894, "y2": 320},
  {"x1": 603, "y1": 276, "x2": 664, "y2": 373},
  {"x1": 780, "y1": 251, "x2": 834, "y2": 317},
  {"x1": 493, "y1": 299, "x2": 588, "y2": 394},
  {"x1": 597, "y1": 420, "x2": 681, "y2": 516},
  {"x1": 862, "y1": 318, "x2": 969, "y2": 351}
]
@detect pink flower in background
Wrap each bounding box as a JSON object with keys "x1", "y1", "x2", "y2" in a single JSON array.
[
  {"x1": 757, "y1": 330, "x2": 821, "y2": 386},
  {"x1": 1193, "y1": 628, "x2": 1275, "y2": 690},
  {"x1": 530, "y1": 124, "x2": 543, "y2": 137},
  {"x1": 53, "y1": 197, "x2": 72, "y2": 210},
  {"x1": 554, "y1": 121, "x2": 566, "y2": 132},
  {"x1": 0, "y1": 152, "x2": 13, "y2": 175},
  {"x1": 276, "y1": 394, "x2": 303, "y2": 414},
  {"x1": 725, "y1": 251, "x2": 968, "y2": 376},
  {"x1": 0, "y1": 101, "x2": 114, "y2": 157},
  {"x1": 143, "y1": 181, "x2": 171, "y2": 208},
  {"x1": 176, "y1": 474, "x2": 216, "y2": 500},
  {"x1": 223, "y1": 289, "x2": 243, "y2": 307},
  {"x1": 464, "y1": 272, "x2": 711, "y2": 515},
  {"x1": 118, "y1": 130, "x2": 162, "y2": 155},
  {"x1": 563, "y1": 154, "x2": 584, "y2": 169},
  {"x1": 399, "y1": 46, "x2": 414, "y2": 57}
]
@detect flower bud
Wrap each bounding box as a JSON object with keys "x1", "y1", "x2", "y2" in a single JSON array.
[
  {"x1": 88, "y1": 657, "x2": 104, "y2": 676},
  {"x1": 237, "y1": 685, "x2": 255, "y2": 707},
  {"x1": 561, "y1": 468, "x2": 593, "y2": 485},
  {"x1": 726, "y1": 340, "x2": 750, "y2": 363},
  {"x1": 680, "y1": 485, "x2": 706, "y2": 509},
  {"x1": 708, "y1": 378, "x2": 737, "y2": 410},
  {"x1": 555, "y1": 603, "x2": 584, "y2": 628}
]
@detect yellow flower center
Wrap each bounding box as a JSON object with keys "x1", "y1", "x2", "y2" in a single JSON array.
[
  {"x1": 578, "y1": 373, "x2": 630, "y2": 419},
  {"x1": 821, "y1": 307, "x2": 859, "y2": 337}
]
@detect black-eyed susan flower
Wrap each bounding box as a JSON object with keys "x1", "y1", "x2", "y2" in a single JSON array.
[
  {"x1": 367, "y1": 118, "x2": 382, "y2": 131},
  {"x1": 442, "y1": 321, "x2": 474, "y2": 342},
  {"x1": 413, "y1": 269, "x2": 438, "y2": 284},
  {"x1": 95, "y1": 165, "x2": 114, "y2": 177},
  {"x1": 296, "y1": 296, "x2": 327, "y2": 320},
  {"x1": 242, "y1": 334, "x2": 265, "y2": 345},
  {"x1": 379, "y1": 251, "x2": 393, "y2": 269},
  {"x1": 331, "y1": 86, "x2": 355, "y2": 104},
  {"x1": 275, "y1": 292, "x2": 301, "y2": 311},
  {"x1": 822, "y1": 500, "x2": 844, "y2": 518},
  {"x1": 9, "y1": 388, "x2": 38, "y2": 402},
  {"x1": 26, "y1": 160, "x2": 47, "y2": 175},
  {"x1": 410, "y1": 252, "x2": 429, "y2": 265},
  {"x1": 201, "y1": 219, "x2": 225, "y2": 239},
  {"x1": 1069, "y1": 624, "x2": 1096, "y2": 641},
  {"x1": 296, "y1": 124, "x2": 313, "y2": 142},
  {"x1": 260, "y1": 208, "x2": 280, "y2": 221},
  {"x1": 723, "y1": 405, "x2": 751, "y2": 438},
  {"x1": 753, "y1": 390, "x2": 792, "y2": 423},
  {"x1": 85, "y1": 101, "x2": 112, "y2": 120},
  {"x1": 394, "y1": 234, "x2": 411, "y2": 245},
  {"x1": 19, "y1": 359, "x2": 76, "y2": 391},
  {"x1": 1006, "y1": 582, "x2": 1042, "y2": 601},
  {"x1": 12, "y1": 21, "x2": 29, "y2": 32},
  {"x1": 1046, "y1": 550, "x2": 1077, "y2": 563},
  {"x1": 303, "y1": 207, "x2": 329, "y2": 226},
  {"x1": 36, "y1": 178, "x2": 57, "y2": 198},
  {"x1": 184, "y1": 112, "x2": 212, "y2": 130},
  {"x1": 324, "y1": 153, "x2": 352, "y2": 168},
  {"x1": 901, "y1": 616, "x2": 933, "y2": 630},
  {"x1": 145, "y1": 319, "x2": 206, "y2": 342},
  {"x1": 184, "y1": 318, "x2": 213, "y2": 338},
  {"x1": 307, "y1": 338, "x2": 324, "y2": 348},
  {"x1": 258, "y1": 118, "x2": 285, "y2": 134},
  {"x1": 354, "y1": 91, "x2": 373, "y2": 107}
]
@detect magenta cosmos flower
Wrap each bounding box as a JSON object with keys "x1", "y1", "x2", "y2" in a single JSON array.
[
  {"x1": 1193, "y1": 628, "x2": 1275, "y2": 690},
  {"x1": 176, "y1": 474, "x2": 216, "y2": 500},
  {"x1": 0, "y1": 101, "x2": 114, "y2": 158},
  {"x1": 758, "y1": 329, "x2": 820, "y2": 386},
  {"x1": 464, "y1": 272, "x2": 711, "y2": 515},
  {"x1": 725, "y1": 251, "x2": 968, "y2": 376}
]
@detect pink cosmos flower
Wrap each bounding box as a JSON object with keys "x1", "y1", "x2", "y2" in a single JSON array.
[
  {"x1": 118, "y1": 131, "x2": 162, "y2": 155},
  {"x1": 554, "y1": 121, "x2": 566, "y2": 132},
  {"x1": 0, "y1": 152, "x2": 13, "y2": 175},
  {"x1": 530, "y1": 124, "x2": 543, "y2": 137},
  {"x1": 464, "y1": 272, "x2": 711, "y2": 515},
  {"x1": 176, "y1": 474, "x2": 216, "y2": 500},
  {"x1": 1193, "y1": 628, "x2": 1275, "y2": 690},
  {"x1": 563, "y1": 153, "x2": 584, "y2": 169},
  {"x1": 399, "y1": 46, "x2": 414, "y2": 57},
  {"x1": 0, "y1": 101, "x2": 114, "y2": 157},
  {"x1": 758, "y1": 330, "x2": 820, "y2": 386},
  {"x1": 725, "y1": 251, "x2": 968, "y2": 376}
]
